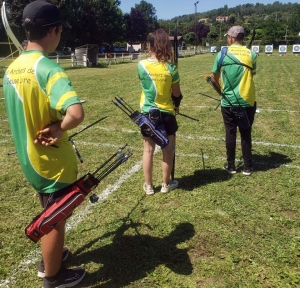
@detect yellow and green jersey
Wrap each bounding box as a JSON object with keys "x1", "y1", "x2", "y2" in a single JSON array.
[
  {"x1": 3, "y1": 50, "x2": 81, "y2": 193},
  {"x1": 212, "y1": 44, "x2": 257, "y2": 107},
  {"x1": 138, "y1": 59, "x2": 180, "y2": 115}
]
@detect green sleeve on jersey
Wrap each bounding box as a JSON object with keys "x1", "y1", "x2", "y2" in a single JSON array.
[
  {"x1": 36, "y1": 58, "x2": 81, "y2": 115},
  {"x1": 212, "y1": 52, "x2": 221, "y2": 73},
  {"x1": 166, "y1": 62, "x2": 180, "y2": 84}
]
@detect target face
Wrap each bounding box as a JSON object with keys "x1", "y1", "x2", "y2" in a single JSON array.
[
  {"x1": 293, "y1": 45, "x2": 300, "y2": 52},
  {"x1": 279, "y1": 45, "x2": 287, "y2": 53},
  {"x1": 252, "y1": 46, "x2": 259, "y2": 53},
  {"x1": 265, "y1": 45, "x2": 273, "y2": 53}
]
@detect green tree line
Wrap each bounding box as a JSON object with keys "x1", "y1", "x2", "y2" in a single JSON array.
[{"x1": 1, "y1": 0, "x2": 300, "y2": 54}]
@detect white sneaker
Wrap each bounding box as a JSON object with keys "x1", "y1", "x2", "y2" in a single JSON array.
[
  {"x1": 143, "y1": 183, "x2": 155, "y2": 195},
  {"x1": 160, "y1": 180, "x2": 178, "y2": 193}
]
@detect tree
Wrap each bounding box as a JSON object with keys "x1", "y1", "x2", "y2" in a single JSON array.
[
  {"x1": 134, "y1": 1, "x2": 158, "y2": 34},
  {"x1": 228, "y1": 14, "x2": 236, "y2": 24},
  {"x1": 56, "y1": 0, "x2": 124, "y2": 47},
  {"x1": 288, "y1": 6, "x2": 300, "y2": 36},
  {"x1": 1, "y1": 0, "x2": 125, "y2": 49},
  {"x1": 190, "y1": 22, "x2": 210, "y2": 46},
  {"x1": 207, "y1": 26, "x2": 218, "y2": 42},
  {"x1": 124, "y1": 8, "x2": 148, "y2": 44},
  {"x1": 261, "y1": 18, "x2": 285, "y2": 45},
  {"x1": 183, "y1": 32, "x2": 196, "y2": 46}
]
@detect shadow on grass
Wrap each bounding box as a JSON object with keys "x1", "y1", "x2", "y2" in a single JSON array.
[
  {"x1": 243, "y1": 151, "x2": 291, "y2": 172},
  {"x1": 73, "y1": 221, "x2": 195, "y2": 287},
  {"x1": 179, "y1": 168, "x2": 233, "y2": 191}
]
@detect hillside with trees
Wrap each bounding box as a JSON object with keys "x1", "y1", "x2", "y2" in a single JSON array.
[
  {"x1": 159, "y1": 1, "x2": 300, "y2": 47},
  {"x1": 1, "y1": 0, "x2": 300, "y2": 55}
]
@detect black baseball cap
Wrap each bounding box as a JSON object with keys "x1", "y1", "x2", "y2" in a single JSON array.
[{"x1": 23, "y1": 1, "x2": 71, "y2": 28}]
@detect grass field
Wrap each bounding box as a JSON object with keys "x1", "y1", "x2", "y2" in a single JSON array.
[{"x1": 0, "y1": 52, "x2": 300, "y2": 288}]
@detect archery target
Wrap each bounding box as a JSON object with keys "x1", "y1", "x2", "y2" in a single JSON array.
[
  {"x1": 265, "y1": 45, "x2": 273, "y2": 54},
  {"x1": 293, "y1": 45, "x2": 300, "y2": 53},
  {"x1": 279, "y1": 45, "x2": 287, "y2": 54},
  {"x1": 210, "y1": 46, "x2": 217, "y2": 53},
  {"x1": 252, "y1": 46, "x2": 259, "y2": 54}
]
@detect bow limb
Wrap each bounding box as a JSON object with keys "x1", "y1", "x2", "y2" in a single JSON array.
[{"x1": 1, "y1": 2, "x2": 23, "y2": 53}]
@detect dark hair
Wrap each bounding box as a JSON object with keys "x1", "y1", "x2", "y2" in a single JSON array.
[
  {"x1": 23, "y1": 18, "x2": 61, "y2": 41},
  {"x1": 147, "y1": 28, "x2": 173, "y2": 63},
  {"x1": 236, "y1": 33, "x2": 245, "y2": 41}
]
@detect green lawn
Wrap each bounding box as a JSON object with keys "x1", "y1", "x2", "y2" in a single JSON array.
[{"x1": 0, "y1": 53, "x2": 299, "y2": 287}]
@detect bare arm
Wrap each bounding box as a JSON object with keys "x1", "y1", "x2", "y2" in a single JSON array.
[{"x1": 60, "y1": 103, "x2": 85, "y2": 131}]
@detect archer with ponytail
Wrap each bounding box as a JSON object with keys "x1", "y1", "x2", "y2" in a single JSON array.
[{"x1": 138, "y1": 28, "x2": 182, "y2": 195}]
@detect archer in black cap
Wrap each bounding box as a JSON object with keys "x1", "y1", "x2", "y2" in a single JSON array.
[
  {"x1": 23, "y1": 0, "x2": 70, "y2": 39},
  {"x1": 3, "y1": 1, "x2": 86, "y2": 286},
  {"x1": 23, "y1": 1, "x2": 63, "y2": 27}
]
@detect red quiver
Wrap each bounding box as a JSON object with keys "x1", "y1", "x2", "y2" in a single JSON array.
[{"x1": 25, "y1": 173, "x2": 99, "y2": 243}]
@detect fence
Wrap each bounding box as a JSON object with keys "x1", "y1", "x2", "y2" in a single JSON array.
[
  {"x1": 48, "y1": 52, "x2": 148, "y2": 68},
  {"x1": 1, "y1": 49, "x2": 208, "y2": 68}
]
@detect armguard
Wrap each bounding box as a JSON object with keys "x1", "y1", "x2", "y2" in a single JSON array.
[{"x1": 172, "y1": 94, "x2": 183, "y2": 107}]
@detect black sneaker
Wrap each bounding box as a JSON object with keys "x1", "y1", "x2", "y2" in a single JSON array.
[
  {"x1": 38, "y1": 247, "x2": 70, "y2": 278},
  {"x1": 43, "y1": 267, "x2": 86, "y2": 288},
  {"x1": 242, "y1": 167, "x2": 254, "y2": 176},
  {"x1": 223, "y1": 163, "x2": 236, "y2": 174}
]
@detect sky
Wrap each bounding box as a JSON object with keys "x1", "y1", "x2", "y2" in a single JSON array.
[{"x1": 119, "y1": 0, "x2": 299, "y2": 20}]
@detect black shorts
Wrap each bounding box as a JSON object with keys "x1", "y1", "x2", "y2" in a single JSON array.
[
  {"x1": 141, "y1": 112, "x2": 178, "y2": 137},
  {"x1": 38, "y1": 186, "x2": 72, "y2": 209}
]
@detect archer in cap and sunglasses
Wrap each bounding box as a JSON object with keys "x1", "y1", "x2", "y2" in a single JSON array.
[{"x1": 211, "y1": 25, "x2": 258, "y2": 176}]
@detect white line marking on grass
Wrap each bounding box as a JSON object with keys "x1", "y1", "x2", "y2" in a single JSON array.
[
  {"x1": 176, "y1": 134, "x2": 300, "y2": 149},
  {"x1": 258, "y1": 108, "x2": 300, "y2": 113},
  {"x1": 183, "y1": 106, "x2": 300, "y2": 113},
  {"x1": 253, "y1": 140, "x2": 300, "y2": 149}
]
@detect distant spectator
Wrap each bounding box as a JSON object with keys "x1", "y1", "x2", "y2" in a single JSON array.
[{"x1": 128, "y1": 45, "x2": 134, "y2": 53}]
